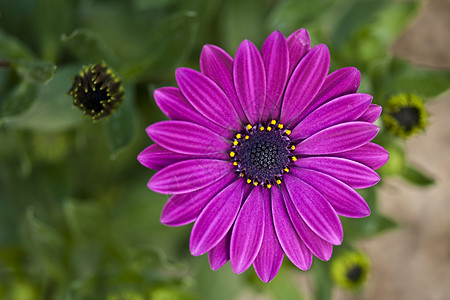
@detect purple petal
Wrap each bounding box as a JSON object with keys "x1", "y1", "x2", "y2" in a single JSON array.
[
  {"x1": 146, "y1": 121, "x2": 229, "y2": 156},
  {"x1": 271, "y1": 187, "x2": 312, "y2": 270},
  {"x1": 297, "y1": 67, "x2": 361, "y2": 122},
  {"x1": 294, "y1": 156, "x2": 380, "y2": 189},
  {"x1": 190, "y1": 179, "x2": 246, "y2": 256},
  {"x1": 138, "y1": 144, "x2": 191, "y2": 171},
  {"x1": 357, "y1": 104, "x2": 382, "y2": 123},
  {"x1": 200, "y1": 45, "x2": 248, "y2": 123},
  {"x1": 209, "y1": 232, "x2": 231, "y2": 270},
  {"x1": 176, "y1": 68, "x2": 241, "y2": 131},
  {"x1": 281, "y1": 187, "x2": 333, "y2": 260},
  {"x1": 253, "y1": 189, "x2": 284, "y2": 283},
  {"x1": 260, "y1": 31, "x2": 289, "y2": 121},
  {"x1": 230, "y1": 187, "x2": 265, "y2": 274},
  {"x1": 292, "y1": 94, "x2": 373, "y2": 139},
  {"x1": 287, "y1": 28, "x2": 311, "y2": 75},
  {"x1": 291, "y1": 168, "x2": 370, "y2": 218},
  {"x1": 331, "y1": 142, "x2": 389, "y2": 170},
  {"x1": 294, "y1": 122, "x2": 380, "y2": 155},
  {"x1": 284, "y1": 174, "x2": 343, "y2": 245},
  {"x1": 160, "y1": 173, "x2": 237, "y2": 226},
  {"x1": 233, "y1": 40, "x2": 266, "y2": 124},
  {"x1": 153, "y1": 87, "x2": 228, "y2": 136},
  {"x1": 148, "y1": 159, "x2": 233, "y2": 194},
  {"x1": 281, "y1": 44, "x2": 330, "y2": 125}
]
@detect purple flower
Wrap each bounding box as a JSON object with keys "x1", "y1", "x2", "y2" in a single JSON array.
[{"x1": 138, "y1": 29, "x2": 389, "y2": 283}]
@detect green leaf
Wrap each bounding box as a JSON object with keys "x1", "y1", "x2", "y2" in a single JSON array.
[
  {"x1": 63, "y1": 199, "x2": 105, "y2": 239},
  {"x1": 371, "y1": 0, "x2": 420, "y2": 46},
  {"x1": 0, "y1": 28, "x2": 34, "y2": 60},
  {"x1": 105, "y1": 84, "x2": 137, "y2": 157},
  {"x1": 401, "y1": 164, "x2": 435, "y2": 186},
  {"x1": 26, "y1": 207, "x2": 63, "y2": 247},
  {"x1": 342, "y1": 213, "x2": 398, "y2": 241},
  {"x1": 311, "y1": 260, "x2": 333, "y2": 300},
  {"x1": 0, "y1": 81, "x2": 37, "y2": 119},
  {"x1": 35, "y1": 0, "x2": 72, "y2": 61},
  {"x1": 376, "y1": 214, "x2": 399, "y2": 233},
  {"x1": 14, "y1": 59, "x2": 56, "y2": 83},
  {"x1": 269, "y1": 0, "x2": 334, "y2": 34},
  {"x1": 218, "y1": 0, "x2": 266, "y2": 53},
  {"x1": 121, "y1": 11, "x2": 198, "y2": 80},
  {"x1": 259, "y1": 269, "x2": 306, "y2": 300},
  {"x1": 2, "y1": 65, "x2": 82, "y2": 131},
  {"x1": 61, "y1": 29, "x2": 119, "y2": 66},
  {"x1": 328, "y1": 0, "x2": 389, "y2": 47},
  {"x1": 386, "y1": 59, "x2": 450, "y2": 99}
]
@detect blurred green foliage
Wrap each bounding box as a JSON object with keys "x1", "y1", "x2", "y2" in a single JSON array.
[{"x1": 1, "y1": 0, "x2": 449, "y2": 299}]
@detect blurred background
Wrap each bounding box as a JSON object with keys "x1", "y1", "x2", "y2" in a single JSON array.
[{"x1": 0, "y1": 0, "x2": 449, "y2": 299}]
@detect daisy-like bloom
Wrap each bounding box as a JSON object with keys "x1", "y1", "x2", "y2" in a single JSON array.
[
  {"x1": 138, "y1": 29, "x2": 389, "y2": 283},
  {"x1": 68, "y1": 63, "x2": 124, "y2": 120},
  {"x1": 330, "y1": 251, "x2": 370, "y2": 291},
  {"x1": 383, "y1": 93, "x2": 428, "y2": 138}
]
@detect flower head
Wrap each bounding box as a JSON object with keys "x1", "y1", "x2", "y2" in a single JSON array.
[
  {"x1": 138, "y1": 29, "x2": 388, "y2": 282},
  {"x1": 383, "y1": 93, "x2": 427, "y2": 138},
  {"x1": 68, "y1": 63, "x2": 124, "y2": 120},
  {"x1": 331, "y1": 251, "x2": 370, "y2": 291}
]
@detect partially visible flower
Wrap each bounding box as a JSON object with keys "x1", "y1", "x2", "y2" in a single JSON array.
[
  {"x1": 138, "y1": 29, "x2": 389, "y2": 282},
  {"x1": 68, "y1": 63, "x2": 124, "y2": 120},
  {"x1": 383, "y1": 93, "x2": 428, "y2": 138},
  {"x1": 331, "y1": 251, "x2": 370, "y2": 291}
]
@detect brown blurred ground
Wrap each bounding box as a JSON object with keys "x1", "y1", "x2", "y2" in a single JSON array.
[{"x1": 335, "y1": 0, "x2": 450, "y2": 299}]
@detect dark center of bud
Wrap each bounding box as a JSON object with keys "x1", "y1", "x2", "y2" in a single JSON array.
[
  {"x1": 82, "y1": 85, "x2": 109, "y2": 112},
  {"x1": 68, "y1": 64, "x2": 124, "y2": 120},
  {"x1": 393, "y1": 107, "x2": 419, "y2": 132},
  {"x1": 230, "y1": 122, "x2": 295, "y2": 187},
  {"x1": 346, "y1": 265, "x2": 363, "y2": 283}
]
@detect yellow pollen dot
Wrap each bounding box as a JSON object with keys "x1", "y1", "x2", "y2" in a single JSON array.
[
  {"x1": 254, "y1": 181, "x2": 258, "y2": 186},
  {"x1": 233, "y1": 162, "x2": 238, "y2": 166},
  {"x1": 230, "y1": 151, "x2": 235, "y2": 158},
  {"x1": 284, "y1": 168, "x2": 289, "y2": 173},
  {"x1": 267, "y1": 184, "x2": 272, "y2": 189},
  {"x1": 271, "y1": 120, "x2": 277, "y2": 125},
  {"x1": 290, "y1": 145, "x2": 296, "y2": 150},
  {"x1": 267, "y1": 126, "x2": 272, "y2": 131},
  {"x1": 276, "y1": 179, "x2": 282, "y2": 184},
  {"x1": 245, "y1": 135, "x2": 249, "y2": 140},
  {"x1": 247, "y1": 179, "x2": 252, "y2": 184},
  {"x1": 260, "y1": 126, "x2": 265, "y2": 131},
  {"x1": 241, "y1": 173, "x2": 245, "y2": 177},
  {"x1": 285, "y1": 130, "x2": 291, "y2": 135},
  {"x1": 278, "y1": 124, "x2": 284, "y2": 129},
  {"x1": 233, "y1": 140, "x2": 239, "y2": 146},
  {"x1": 246, "y1": 124, "x2": 252, "y2": 130},
  {"x1": 292, "y1": 156, "x2": 297, "y2": 162},
  {"x1": 236, "y1": 133, "x2": 242, "y2": 139}
]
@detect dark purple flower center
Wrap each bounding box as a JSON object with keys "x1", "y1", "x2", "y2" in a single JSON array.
[{"x1": 230, "y1": 121, "x2": 296, "y2": 188}]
